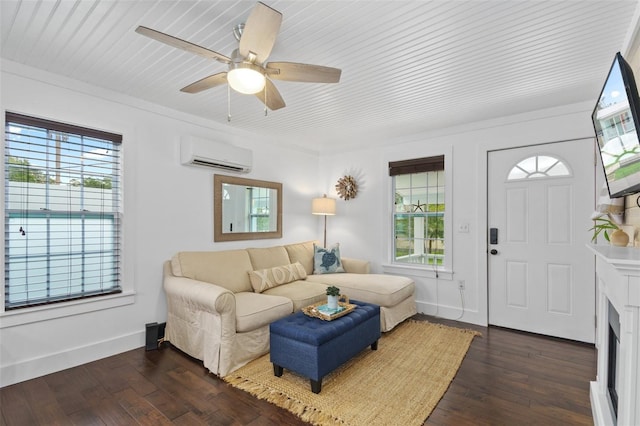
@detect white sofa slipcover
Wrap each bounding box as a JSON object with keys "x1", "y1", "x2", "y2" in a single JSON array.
[{"x1": 163, "y1": 241, "x2": 415, "y2": 376}]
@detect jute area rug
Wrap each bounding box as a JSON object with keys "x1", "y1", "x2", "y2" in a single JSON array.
[{"x1": 223, "y1": 320, "x2": 480, "y2": 426}]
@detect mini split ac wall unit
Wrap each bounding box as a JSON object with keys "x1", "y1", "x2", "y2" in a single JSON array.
[{"x1": 180, "y1": 136, "x2": 252, "y2": 173}]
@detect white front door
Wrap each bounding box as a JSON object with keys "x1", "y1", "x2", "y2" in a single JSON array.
[{"x1": 487, "y1": 139, "x2": 595, "y2": 343}]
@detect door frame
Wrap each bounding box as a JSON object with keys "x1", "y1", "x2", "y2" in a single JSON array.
[
  {"x1": 486, "y1": 141, "x2": 596, "y2": 341},
  {"x1": 474, "y1": 136, "x2": 597, "y2": 327}
]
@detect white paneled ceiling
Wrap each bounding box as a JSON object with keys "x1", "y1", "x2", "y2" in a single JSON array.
[{"x1": 2, "y1": 0, "x2": 640, "y2": 152}]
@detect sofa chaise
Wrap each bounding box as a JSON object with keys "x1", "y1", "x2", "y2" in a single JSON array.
[{"x1": 162, "y1": 241, "x2": 415, "y2": 377}]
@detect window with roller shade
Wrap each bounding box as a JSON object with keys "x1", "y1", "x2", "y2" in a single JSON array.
[
  {"x1": 4, "y1": 112, "x2": 122, "y2": 310},
  {"x1": 390, "y1": 156, "x2": 445, "y2": 266}
]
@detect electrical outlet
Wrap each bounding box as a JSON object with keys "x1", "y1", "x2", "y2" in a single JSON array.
[
  {"x1": 458, "y1": 223, "x2": 470, "y2": 233},
  {"x1": 458, "y1": 280, "x2": 465, "y2": 290}
]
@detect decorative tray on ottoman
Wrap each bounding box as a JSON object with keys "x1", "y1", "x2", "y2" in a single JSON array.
[{"x1": 303, "y1": 297, "x2": 356, "y2": 321}]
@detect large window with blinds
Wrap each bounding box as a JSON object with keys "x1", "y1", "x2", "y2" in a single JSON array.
[
  {"x1": 4, "y1": 112, "x2": 122, "y2": 310},
  {"x1": 390, "y1": 156, "x2": 445, "y2": 266}
]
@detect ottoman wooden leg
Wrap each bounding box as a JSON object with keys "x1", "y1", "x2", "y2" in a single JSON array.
[
  {"x1": 371, "y1": 340, "x2": 378, "y2": 350},
  {"x1": 311, "y1": 379, "x2": 322, "y2": 394},
  {"x1": 273, "y1": 364, "x2": 283, "y2": 377}
]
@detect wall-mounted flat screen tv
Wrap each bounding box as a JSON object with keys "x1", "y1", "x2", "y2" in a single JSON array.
[{"x1": 592, "y1": 52, "x2": 640, "y2": 198}]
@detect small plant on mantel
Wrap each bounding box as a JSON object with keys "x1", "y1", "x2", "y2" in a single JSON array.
[
  {"x1": 590, "y1": 217, "x2": 619, "y2": 242},
  {"x1": 590, "y1": 215, "x2": 629, "y2": 247},
  {"x1": 326, "y1": 286, "x2": 340, "y2": 296}
]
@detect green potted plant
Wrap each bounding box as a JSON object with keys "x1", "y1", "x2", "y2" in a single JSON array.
[
  {"x1": 326, "y1": 286, "x2": 340, "y2": 309},
  {"x1": 590, "y1": 216, "x2": 629, "y2": 246}
]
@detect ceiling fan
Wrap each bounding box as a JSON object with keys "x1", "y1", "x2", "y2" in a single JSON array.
[{"x1": 135, "y1": 1, "x2": 341, "y2": 112}]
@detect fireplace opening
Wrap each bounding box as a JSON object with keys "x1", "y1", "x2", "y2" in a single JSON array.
[{"x1": 607, "y1": 301, "x2": 621, "y2": 420}]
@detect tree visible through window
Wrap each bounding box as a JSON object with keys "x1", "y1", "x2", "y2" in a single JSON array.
[
  {"x1": 4, "y1": 112, "x2": 122, "y2": 310},
  {"x1": 390, "y1": 156, "x2": 445, "y2": 266}
]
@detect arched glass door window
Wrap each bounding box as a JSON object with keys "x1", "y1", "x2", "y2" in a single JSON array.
[{"x1": 507, "y1": 155, "x2": 571, "y2": 180}]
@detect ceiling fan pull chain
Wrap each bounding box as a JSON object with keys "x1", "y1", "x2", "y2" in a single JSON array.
[
  {"x1": 227, "y1": 84, "x2": 232, "y2": 122},
  {"x1": 264, "y1": 83, "x2": 268, "y2": 117}
]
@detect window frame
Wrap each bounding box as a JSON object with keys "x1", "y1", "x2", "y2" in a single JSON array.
[
  {"x1": 248, "y1": 186, "x2": 272, "y2": 232},
  {"x1": 507, "y1": 154, "x2": 572, "y2": 181},
  {"x1": 3, "y1": 112, "x2": 123, "y2": 311},
  {"x1": 386, "y1": 151, "x2": 453, "y2": 274}
]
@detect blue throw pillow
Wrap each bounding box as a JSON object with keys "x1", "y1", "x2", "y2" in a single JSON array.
[{"x1": 313, "y1": 243, "x2": 345, "y2": 274}]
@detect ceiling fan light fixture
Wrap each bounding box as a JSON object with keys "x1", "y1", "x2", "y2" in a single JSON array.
[
  {"x1": 136, "y1": 2, "x2": 340, "y2": 112},
  {"x1": 227, "y1": 63, "x2": 265, "y2": 94}
]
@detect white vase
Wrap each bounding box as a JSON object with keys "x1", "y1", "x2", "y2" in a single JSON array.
[{"x1": 327, "y1": 295, "x2": 339, "y2": 310}]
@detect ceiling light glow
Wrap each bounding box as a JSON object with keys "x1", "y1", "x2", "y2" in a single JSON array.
[{"x1": 227, "y1": 65, "x2": 266, "y2": 94}]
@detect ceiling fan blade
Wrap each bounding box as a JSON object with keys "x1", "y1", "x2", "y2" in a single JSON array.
[
  {"x1": 239, "y1": 2, "x2": 282, "y2": 64},
  {"x1": 135, "y1": 26, "x2": 230, "y2": 64},
  {"x1": 180, "y1": 72, "x2": 228, "y2": 93},
  {"x1": 255, "y1": 79, "x2": 286, "y2": 110},
  {"x1": 266, "y1": 62, "x2": 341, "y2": 83}
]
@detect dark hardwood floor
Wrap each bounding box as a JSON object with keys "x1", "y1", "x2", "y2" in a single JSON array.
[
  {"x1": 0, "y1": 315, "x2": 596, "y2": 425},
  {"x1": 423, "y1": 316, "x2": 596, "y2": 426}
]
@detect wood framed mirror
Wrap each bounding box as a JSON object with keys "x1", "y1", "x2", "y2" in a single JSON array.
[{"x1": 214, "y1": 174, "x2": 282, "y2": 242}]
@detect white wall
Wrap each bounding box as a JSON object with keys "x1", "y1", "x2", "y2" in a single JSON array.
[
  {"x1": 0, "y1": 61, "x2": 320, "y2": 386},
  {"x1": 319, "y1": 101, "x2": 596, "y2": 326},
  {"x1": 0, "y1": 58, "x2": 600, "y2": 387}
]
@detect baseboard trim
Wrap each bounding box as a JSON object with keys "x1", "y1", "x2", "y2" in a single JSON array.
[
  {"x1": 590, "y1": 381, "x2": 615, "y2": 426},
  {"x1": 0, "y1": 330, "x2": 144, "y2": 387},
  {"x1": 416, "y1": 300, "x2": 485, "y2": 326}
]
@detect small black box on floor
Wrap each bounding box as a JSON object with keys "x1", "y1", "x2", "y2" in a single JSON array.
[
  {"x1": 145, "y1": 322, "x2": 159, "y2": 351},
  {"x1": 145, "y1": 322, "x2": 167, "y2": 350},
  {"x1": 158, "y1": 322, "x2": 166, "y2": 340}
]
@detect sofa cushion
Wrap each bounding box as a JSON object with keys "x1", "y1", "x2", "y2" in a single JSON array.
[
  {"x1": 262, "y1": 281, "x2": 328, "y2": 311},
  {"x1": 313, "y1": 243, "x2": 345, "y2": 274},
  {"x1": 306, "y1": 273, "x2": 414, "y2": 307},
  {"x1": 284, "y1": 241, "x2": 316, "y2": 275},
  {"x1": 247, "y1": 246, "x2": 290, "y2": 270},
  {"x1": 341, "y1": 257, "x2": 370, "y2": 274},
  {"x1": 248, "y1": 262, "x2": 307, "y2": 293},
  {"x1": 234, "y1": 292, "x2": 293, "y2": 333},
  {"x1": 171, "y1": 250, "x2": 253, "y2": 293}
]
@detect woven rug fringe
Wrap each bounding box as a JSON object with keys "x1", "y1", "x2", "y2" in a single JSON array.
[
  {"x1": 407, "y1": 319, "x2": 482, "y2": 337},
  {"x1": 224, "y1": 376, "x2": 344, "y2": 425}
]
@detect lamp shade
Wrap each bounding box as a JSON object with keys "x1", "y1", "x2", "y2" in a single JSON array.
[{"x1": 312, "y1": 195, "x2": 336, "y2": 215}]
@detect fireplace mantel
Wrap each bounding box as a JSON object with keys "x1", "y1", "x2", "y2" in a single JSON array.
[{"x1": 587, "y1": 244, "x2": 640, "y2": 426}]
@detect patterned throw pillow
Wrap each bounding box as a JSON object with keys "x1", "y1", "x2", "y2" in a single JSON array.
[
  {"x1": 313, "y1": 243, "x2": 345, "y2": 274},
  {"x1": 248, "y1": 262, "x2": 307, "y2": 293}
]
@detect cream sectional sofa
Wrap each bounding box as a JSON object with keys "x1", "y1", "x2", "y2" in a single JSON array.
[{"x1": 163, "y1": 241, "x2": 415, "y2": 377}]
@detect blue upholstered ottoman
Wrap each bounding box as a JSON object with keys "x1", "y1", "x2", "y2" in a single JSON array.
[{"x1": 269, "y1": 300, "x2": 381, "y2": 393}]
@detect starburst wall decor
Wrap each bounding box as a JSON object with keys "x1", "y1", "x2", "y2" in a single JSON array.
[{"x1": 335, "y1": 175, "x2": 358, "y2": 200}]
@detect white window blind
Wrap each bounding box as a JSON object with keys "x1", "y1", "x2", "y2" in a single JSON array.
[{"x1": 4, "y1": 112, "x2": 122, "y2": 310}]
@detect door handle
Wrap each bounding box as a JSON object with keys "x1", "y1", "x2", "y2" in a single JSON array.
[{"x1": 490, "y1": 249, "x2": 498, "y2": 255}]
